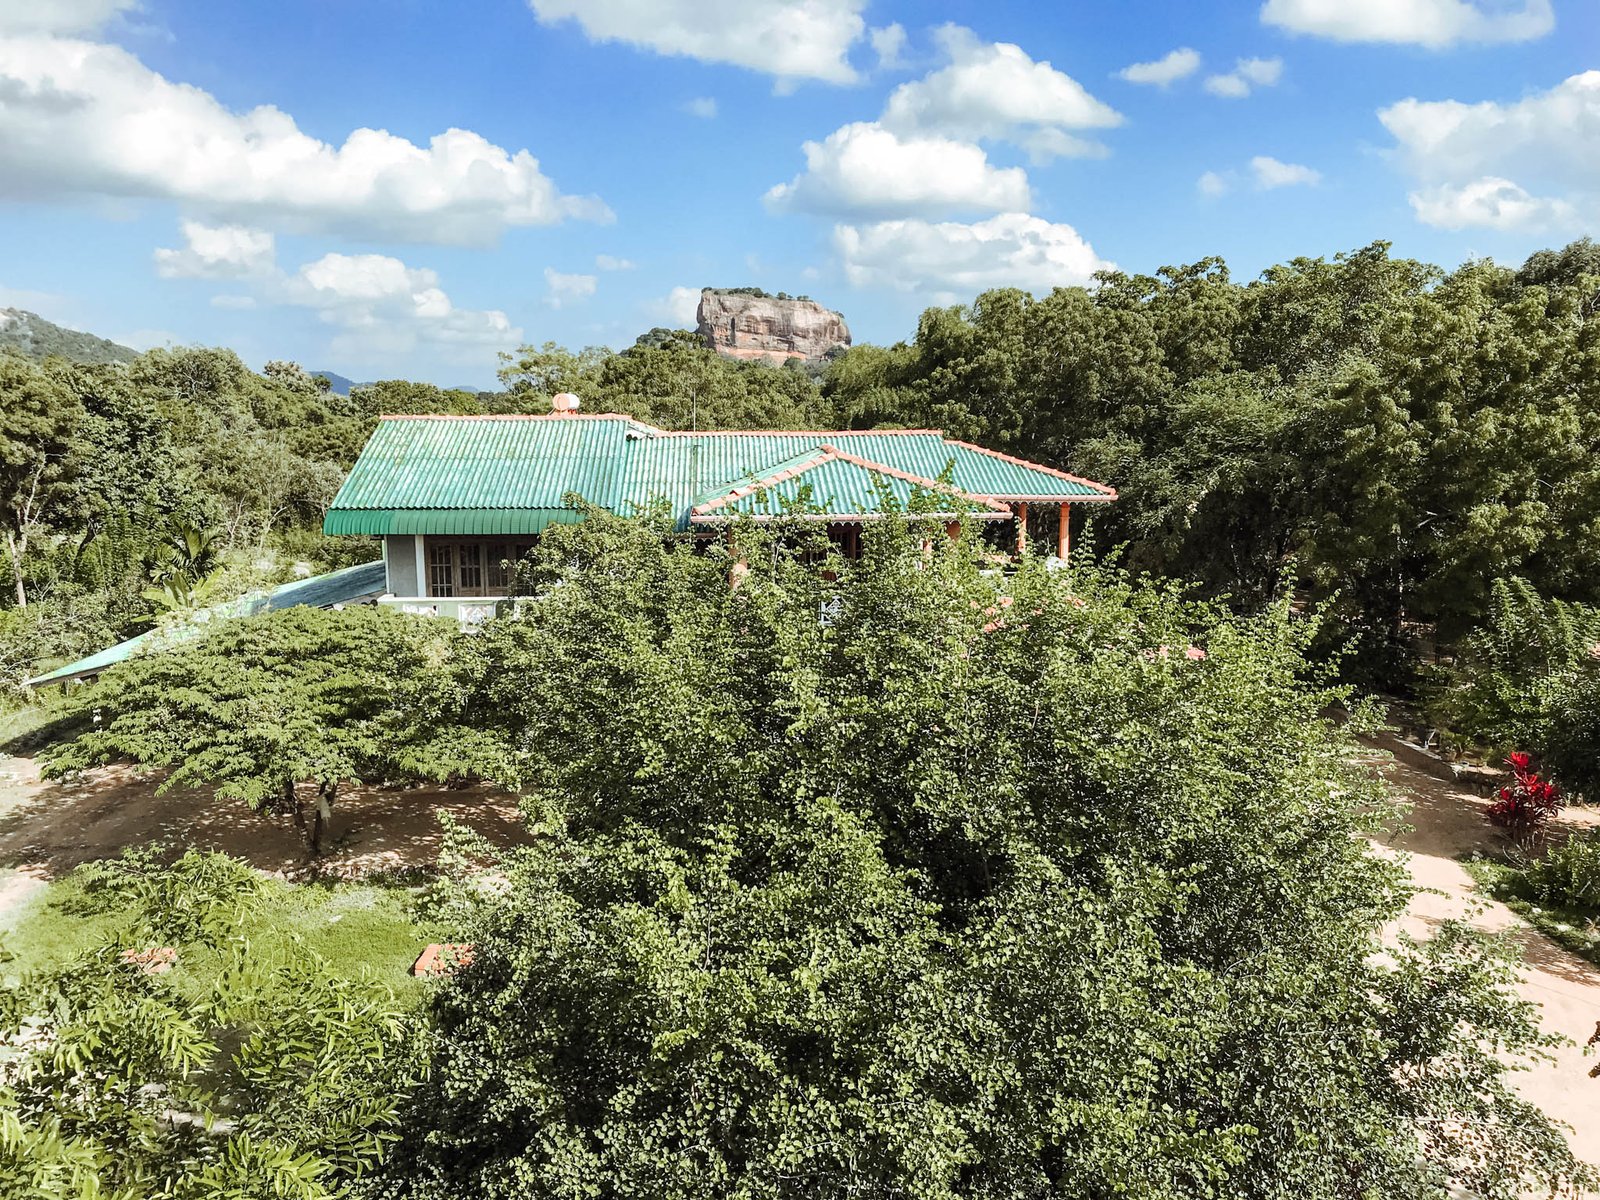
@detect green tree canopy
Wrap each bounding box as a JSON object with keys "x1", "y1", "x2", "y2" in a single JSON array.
[
  {"x1": 374, "y1": 515, "x2": 1589, "y2": 1199},
  {"x1": 44, "y1": 605, "x2": 486, "y2": 853}
]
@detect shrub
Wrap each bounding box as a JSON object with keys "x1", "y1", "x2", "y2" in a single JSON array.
[
  {"x1": 1544, "y1": 665, "x2": 1600, "y2": 801},
  {"x1": 1487, "y1": 752, "x2": 1564, "y2": 832},
  {"x1": 1522, "y1": 831, "x2": 1600, "y2": 909},
  {"x1": 1426, "y1": 576, "x2": 1600, "y2": 755},
  {"x1": 0, "y1": 850, "x2": 423, "y2": 1199}
]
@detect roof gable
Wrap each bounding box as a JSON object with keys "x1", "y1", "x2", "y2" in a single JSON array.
[{"x1": 688, "y1": 444, "x2": 1013, "y2": 522}]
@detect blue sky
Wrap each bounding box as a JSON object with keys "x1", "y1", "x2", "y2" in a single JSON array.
[{"x1": 0, "y1": 0, "x2": 1595, "y2": 387}]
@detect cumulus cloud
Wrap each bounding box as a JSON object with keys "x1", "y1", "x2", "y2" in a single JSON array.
[
  {"x1": 1117, "y1": 48, "x2": 1201, "y2": 87},
  {"x1": 834, "y1": 212, "x2": 1111, "y2": 293},
  {"x1": 1261, "y1": 0, "x2": 1553, "y2": 47},
  {"x1": 651, "y1": 285, "x2": 703, "y2": 327},
  {"x1": 870, "y1": 23, "x2": 907, "y2": 69},
  {"x1": 162, "y1": 228, "x2": 520, "y2": 361},
  {"x1": 765, "y1": 122, "x2": 1030, "y2": 217},
  {"x1": 1251, "y1": 155, "x2": 1321, "y2": 188},
  {"x1": 527, "y1": 0, "x2": 867, "y2": 85},
  {"x1": 154, "y1": 221, "x2": 276, "y2": 279},
  {"x1": 1409, "y1": 177, "x2": 1576, "y2": 229},
  {"x1": 1379, "y1": 70, "x2": 1598, "y2": 230},
  {"x1": 0, "y1": 34, "x2": 609, "y2": 245},
  {"x1": 596, "y1": 255, "x2": 636, "y2": 271},
  {"x1": 0, "y1": 0, "x2": 137, "y2": 34},
  {"x1": 544, "y1": 267, "x2": 598, "y2": 308},
  {"x1": 881, "y1": 25, "x2": 1121, "y2": 161},
  {"x1": 683, "y1": 96, "x2": 717, "y2": 119},
  {"x1": 1204, "y1": 57, "x2": 1283, "y2": 99},
  {"x1": 284, "y1": 252, "x2": 520, "y2": 360},
  {"x1": 767, "y1": 26, "x2": 1123, "y2": 223},
  {"x1": 1197, "y1": 170, "x2": 1231, "y2": 198}
]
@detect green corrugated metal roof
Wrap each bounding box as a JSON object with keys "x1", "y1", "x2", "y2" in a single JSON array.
[
  {"x1": 325, "y1": 415, "x2": 1116, "y2": 535},
  {"x1": 27, "y1": 560, "x2": 388, "y2": 687},
  {"x1": 323, "y1": 509, "x2": 582, "y2": 536},
  {"x1": 689, "y1": 446, "x2": 1014, "y2": 522}
]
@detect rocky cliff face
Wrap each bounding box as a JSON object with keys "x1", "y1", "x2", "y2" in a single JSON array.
[{"x1": 695, "y1": 290, "x2": 850, "y2": 364}]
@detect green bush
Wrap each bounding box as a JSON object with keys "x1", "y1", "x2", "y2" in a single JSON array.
[
  {"x1": 0, "y1": 849, "x2": 425, "y2": 1199},
  {"x1": 1523, "y1": 831, "x2": 1600, "y2": 908},
  {"x1": 1425, "y1": 576, "x2": 1600, "y2": 756},
  {"x1": 1544, "y1": 667, "x2": 1600, "y2": 801}
]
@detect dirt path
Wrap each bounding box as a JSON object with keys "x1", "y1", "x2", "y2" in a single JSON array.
[
  {"x1": 1372, "y1": 752, "x2": 1600, "y2": 1169},
  {"x1": 0, "y1": 752, "x2": 534, "y2": 927}
]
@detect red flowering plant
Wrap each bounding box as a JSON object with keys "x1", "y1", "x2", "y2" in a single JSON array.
[{"x1": 1486, "y1": 752, "x2": 1563, "y2": 833}]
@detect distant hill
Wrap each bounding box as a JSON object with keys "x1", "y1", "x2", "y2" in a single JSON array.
[
  {"x1": 0, "y1": 308, "x2": 137, "y2": 365},
  {"x1": 310, "y1": 369, "x2": 361, "y2": 396},
  {"x1": 311, "y1": 370, "x2": 487, "y2": 397}
]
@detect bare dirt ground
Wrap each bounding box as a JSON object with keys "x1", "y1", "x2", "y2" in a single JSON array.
[
  {"x1": 0, "y1": 753, "x2": 534, "y2": 925},
  {"x1": 1, "y1": 744, "x2": 1597, "y2": 1173},
  {"x1": 1370, "y1": 751, "x2": 1600, "y2": 1171}
]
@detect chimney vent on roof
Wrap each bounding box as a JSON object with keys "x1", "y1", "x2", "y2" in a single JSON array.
[{"x1": 551, "y1": 392, "x2": 581, "y2": 413}]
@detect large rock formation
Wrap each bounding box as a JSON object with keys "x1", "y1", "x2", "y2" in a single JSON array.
[{"x1": 695, "y1": 289, "x2": 850, "y2": 365}]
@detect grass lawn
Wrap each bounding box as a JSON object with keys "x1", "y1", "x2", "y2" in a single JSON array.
[
  {"x1": 3, "y1": 865, "x2": 442, "y2": 994},
  {"x1": 1463, "y1": 855, "x2": 1600, "y2": 968}
]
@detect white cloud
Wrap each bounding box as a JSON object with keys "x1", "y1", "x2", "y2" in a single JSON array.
[
  {"x1": 1251, "y1": 155, "x2": 1321, "y2": 188},
  {"x1": 154, "y1": 221, "x2": 276, "y2": 279},
  {"x1": 1409, "y1": 177, "x2": 1576, "y2": 230},
  {"x1": 1204, "y1": 57, "x2": 1283, "y2": 99},
  {"x1": 0, "y1": 0, "x2": 136, "y2": 34},
  {"x1": 870, "y1": 23, "x2": 906, "y2": 69},
  {"x1": 1197, "y1": 170, "x2": 1231, "y2": 198},
  {"x1": 544, "y1": 267, "x2": 597, "y2": 308},
  {"x1": 596, "y1": 254, "x2": 636, "y2": 271},
  {"x1": 285, "y1": 252, "x2": 520, "y2": 360},
  {"x1": 881, "y1": 25, "x2": 1121, "y2": 161},
  {"x1": 1262, "y1": 0, "x2": 1553, "y2": 47},
  {"x1": 1117, "y1": 48, "x2": 1201, "y2": 87},
  {"x1": 650, "y1": 285, "x2": 702, "y2": 327},
  {"x1": 0, "y1": 34, "x2": 609, "y2": 245},
  {"x1": 834, "y1": 212, "x2": 1111, "y2": 293},
  {"x1": 683, "y1": 96, "x2": 718, "y2": 119},
  {"x1": 1380, "y1": 70, "x2": 1600, "y2": 230},
  {"x1": 527, "y1": 0, "x2": 867, "y2": 84},
  {"x1": 765, "y1": 121, "x2": 1030, "y2": 217}
]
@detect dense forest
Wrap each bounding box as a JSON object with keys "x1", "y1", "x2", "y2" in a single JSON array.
[{"x1": 6, "y1": 238, "x2": 1599, "y2": 703}]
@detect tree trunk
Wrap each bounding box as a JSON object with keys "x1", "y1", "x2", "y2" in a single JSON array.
[
  {"x1": 284, "y1": 779, "x2": 311, "y2": 854},
  {"x1": 5, "y1": 530, "x2": 25, "y2": 609},
  {"x1": 310, "y1": 782, "x2": 336, "y2": 856}
]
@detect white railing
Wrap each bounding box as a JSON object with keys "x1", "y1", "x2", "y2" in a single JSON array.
[{"x1": 378, "y1": 595, "x2": 506, "y2": 624}]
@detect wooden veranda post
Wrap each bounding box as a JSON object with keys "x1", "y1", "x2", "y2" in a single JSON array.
[
  {"x1": 1016, "y1": 503, "x2": 1028, "y2": 555},
  {"x1": 1057, "y1": 503, "x2": 1069, "y2": 562}
]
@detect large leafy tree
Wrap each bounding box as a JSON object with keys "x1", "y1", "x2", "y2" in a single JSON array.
[
  {"x1": 0, "y1": 353, "x2": 83, "y2": 607},
  {"x1": 44, "y1": 605, "x2": 484, "y2": 853},
  {"x1": 375, "y1": 515, "x2": 1590, "y2": 1199}
]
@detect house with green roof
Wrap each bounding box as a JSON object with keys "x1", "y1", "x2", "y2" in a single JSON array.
[{"x1": 326, "y1": 406, "x2": 1116, "y2": 619}]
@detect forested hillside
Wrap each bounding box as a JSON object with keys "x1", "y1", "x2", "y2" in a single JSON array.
[
  {"x1": 3, "y1": 237, "x2": 1598, "y2": 701},
  {"x1": 0, "y1": 308, "x2": 136, "y2": 366}
]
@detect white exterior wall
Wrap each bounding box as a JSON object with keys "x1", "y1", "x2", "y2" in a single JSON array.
[{"x1": 383, "y1": 534, "x2": 420, "y2": 596}]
